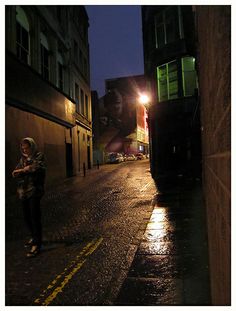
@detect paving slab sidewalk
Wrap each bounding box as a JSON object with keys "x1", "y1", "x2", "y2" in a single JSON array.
[{"x1": 115, "y1": 178, "x2": 211, "y2": 306}]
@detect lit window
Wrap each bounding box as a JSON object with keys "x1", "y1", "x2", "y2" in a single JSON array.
[
  {"x1": 16, "y1": 6, "x2": 30, "y2": 64},
  {"x1": 156, "y1": 57, "x2": 197, "y2": 102},
  {"x1": 157, "y1": 60, "x2": 178, "y2": 102},
  {"x1": 168, "y1": 61, "x2": 178, "y2": 99},
  {"x1": 182, "y1": 57, "x2": 197, "y2": 96},
  {"x1": 40, "y1": 33, "x2": 50, "y2": 81}
]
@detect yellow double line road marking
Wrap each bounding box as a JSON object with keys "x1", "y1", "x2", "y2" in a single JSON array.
[
  {"x1": 140, "y1": 181, "x2": 152, "y2": 193},
  {"x1": 34, "y1": 237, "x2": 103, "y2": 306}
]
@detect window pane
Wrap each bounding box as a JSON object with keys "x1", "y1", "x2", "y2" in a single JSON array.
[
  {"x1": 20, "y1": 49, "x2": 28, "y2": 64},
  {"x1": 158, "y1": 65, "x2": 167, "y2": 80},
  {"x1": 184, "y1": 71, "x2": 196, "y2": 96},
  {"x1": 156, "y1": 12, "x2": 163, "y2": 24},
  {"x1": 16, "y1": 22, "x2": 29, "y2": 64},
  {"x1": 182, "y1": 57, "x2": 197, "y2": 96},
  {"x1": 168, "y1": 61, "x2": 178, "y2": 99},
  {"x1": 157, "y1": 65, "x2": 168, "y2": 102},
  {"x1": 74, "y1": 41, "x2": 78, "y2": 62},
  {"x1": 85, "y1": 95, "x2": 89, "y2": 118},
  {"x1": 156, "y1": 24, "x2": 165, "y2": 48},
  {"x1": 44, "y1": 68, "x2": 49, "y2": 81},
  {"x1": 75, "y1": 83, "x2": 80, "y2": 112},
  {"x1": 165, "y1": 7, "x2": 179, "y2": 43},
  {"x1": 182, "y1": 56, "x2": 195, "y2": 71},
  {"x1": 16, "y1": 22, "x2": 21, "y2": 43},
  {"x1": 21, "y1": 27, "x2": 29, "y2": 50},
  {"x1": 58, "y1": 63, "x2": 63, "y2": 89},
  {"x1": 41, "y1": 45, "x2": 49, "y2": 80},
  {"x1": 155, "y1": 12, "x2": 165, "y2": 48},
  {"x1": 44, "y1": 49, "x2": 49, "y2": 67},
  {"x1": 80, "y1": 89, "x2": 84, "y2": 115}
]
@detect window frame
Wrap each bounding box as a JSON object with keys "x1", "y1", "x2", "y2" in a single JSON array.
[
  {"x1": 80, "y1": 89, "x2": 84, "y2": 116},
  {"x1": 85, "y1": 94, "x2": 89, "y2": 119},
  {"x1": 74, "y1": 40, "x2": 78, "y2": 63},
  {"x1": 154, "y1": 6, "x2": 181, "y2": 49},
  {"x1": 181, "y1": 57, "x2": 197, "y2": 97},
  {"x1": 57, "y1": 51, "x2": 64, "y2": 91},
  {"x1": 157, "y1": 56, "x2": 197, "y2": 102},
  {"x1": 40, "y1": 33, "x2": 50, "y2": 81},
  {"x1": 157, "y1": 60, "x2": 178, "y2": 102},
  {"x1": 16, "y1": 6, "x2": 30, "y2": 64},
  {"x1": 75, "y1": 82, "x2": 80, "y2": 113}
]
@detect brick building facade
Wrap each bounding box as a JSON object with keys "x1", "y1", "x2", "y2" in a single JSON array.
[{"x1": 6, "y1": 6, "x2": 92, "y2": 197}]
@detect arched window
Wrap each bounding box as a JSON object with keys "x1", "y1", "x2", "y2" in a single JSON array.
[
  {"x1": 57, "y1": 51, "x2": 64, "y2": 90},
  {"x1": 16, "y1": 6, "x2": 30, "y2": 64},
  {"x1": 40, "y1": 32, "x2": 50, "y2": 81}
]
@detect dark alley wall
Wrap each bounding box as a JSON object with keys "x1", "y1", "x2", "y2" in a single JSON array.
[{"x1": 195, "y1": 6, "x2": 231, "y2": 305}]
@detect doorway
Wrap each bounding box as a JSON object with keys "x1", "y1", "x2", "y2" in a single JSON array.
[
  {"x1": 66, "y1": 143, "x2": 73, "y2": 177},
  {"x1": 87, "y1": 136, "x2": 91, "y2": 169}
]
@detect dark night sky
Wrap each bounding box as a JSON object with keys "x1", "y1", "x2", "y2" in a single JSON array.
[{"x1": 85, "y1": 5, "x2": 144, "y2": 97}]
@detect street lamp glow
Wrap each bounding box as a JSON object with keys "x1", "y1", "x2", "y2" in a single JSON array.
[{"x1": 139, "y1": 94, "x2": 150, "y2": 105}]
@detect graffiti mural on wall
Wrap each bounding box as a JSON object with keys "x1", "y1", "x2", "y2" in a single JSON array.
[{"x1": 99, "y1": 89, "x2": 136, "y2": 153}]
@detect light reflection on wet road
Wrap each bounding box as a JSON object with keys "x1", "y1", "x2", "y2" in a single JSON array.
[{"x1": 116, "y1": 178, "x2": 210, "y2": 305}]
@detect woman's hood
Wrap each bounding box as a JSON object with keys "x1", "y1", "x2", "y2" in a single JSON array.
[{"x1": 20, "y1": 137, "x2": 38, "y2": 158}]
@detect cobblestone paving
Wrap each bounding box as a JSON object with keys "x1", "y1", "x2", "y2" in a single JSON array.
[
  {"x1": 5, "y1": 161, "x2": 210, "y2": 306},
  {"x1": 5, "y1": 160, "x2": 157, "y2": 306}
]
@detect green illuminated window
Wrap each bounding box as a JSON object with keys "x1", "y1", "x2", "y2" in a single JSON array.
[
  {"x1": 182, "y1": 57, "x2": 197, "y2": 96},
  {"x1": 157, "y1": 60, "x2": 178, "y2": 102},
  {"x1": 157, "y1": 56, "x2": 197, "y2": 102}
]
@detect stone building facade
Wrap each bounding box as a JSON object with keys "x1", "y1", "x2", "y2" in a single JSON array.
[
  {"x1": 194, "y1": 6, "x2": 231, "y2": 305},
  {"x1": 5, "y1": 5, "x2": 92, "y2": 197}
]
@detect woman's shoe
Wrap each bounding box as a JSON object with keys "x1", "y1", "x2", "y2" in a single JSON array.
[{"x1": 26, "y1": 245, "x2": 40, "y2": 258}]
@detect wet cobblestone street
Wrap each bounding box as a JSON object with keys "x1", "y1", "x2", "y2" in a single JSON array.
[{"x1": 5, "y1": 160, "x2": 210, "y2": 306}]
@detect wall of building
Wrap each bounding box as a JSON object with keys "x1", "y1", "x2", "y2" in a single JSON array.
[
  {"x1": 195, "y1": 6, "x2": 231, "y2": 305},
  {"x1": 6, "y1": 106, "x2": 67, "y2": 196},
  {"x1": 6, "y1": 5, "x2": 92, "y2": 198},
  {"x1": 6, "y1": 53, "x2": 75, "y2": 126}
]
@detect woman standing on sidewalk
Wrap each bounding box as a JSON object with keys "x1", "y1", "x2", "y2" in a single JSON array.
[{"x1": 12, "y1": 137, "x2": 46, "y2": 258}]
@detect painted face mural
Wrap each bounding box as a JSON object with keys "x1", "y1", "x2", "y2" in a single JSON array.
[{"x1": 99, "y1": 88, "x2": 140, "y2": 153}]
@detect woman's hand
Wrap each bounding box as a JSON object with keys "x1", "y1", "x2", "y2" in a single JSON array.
[{"x1": 12, "y1": 168, "x2": 24, "y2": 178}]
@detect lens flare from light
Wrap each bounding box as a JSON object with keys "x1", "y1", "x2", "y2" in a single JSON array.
[{"x1": 139, "y1": 94, "x2": 150, "y2": 105}]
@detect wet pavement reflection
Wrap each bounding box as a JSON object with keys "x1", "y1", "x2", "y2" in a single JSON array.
[{"x1": 116, "y1": 178, "x2": 210, "y2": 306}]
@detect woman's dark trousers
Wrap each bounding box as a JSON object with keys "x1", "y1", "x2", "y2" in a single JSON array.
[{"x1": 22, "y1": 195, "x2": 42, "y2": 248}]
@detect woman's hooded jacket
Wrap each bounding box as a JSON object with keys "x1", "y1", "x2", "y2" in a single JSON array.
[{"x1": 15, "y1": 138, "x2": 46, "y2": 200}]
